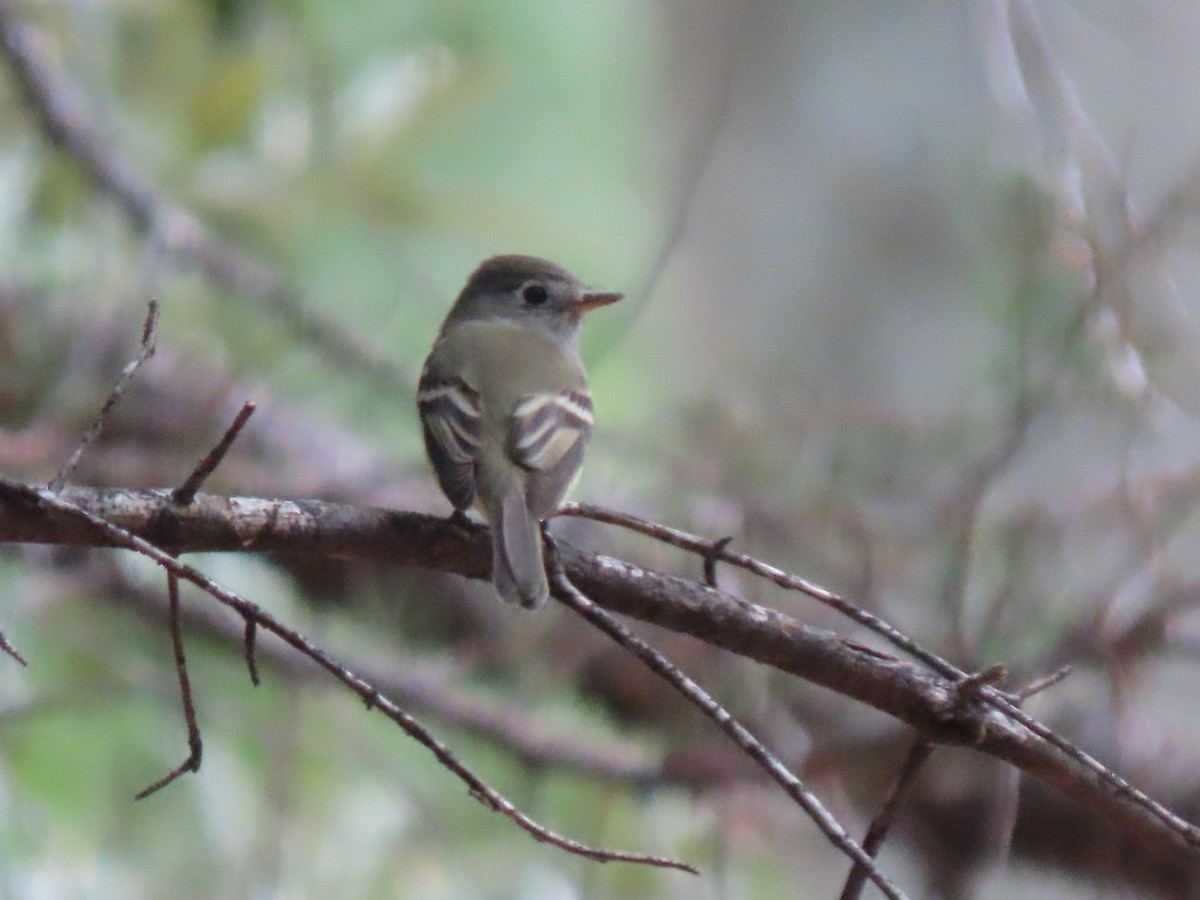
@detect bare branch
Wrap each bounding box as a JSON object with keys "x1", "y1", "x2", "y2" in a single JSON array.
[
  {"x1": 626, "y1": 1, "x2": 741, "y2": 307},
  {"x1": 557, "y1": 502, "x2": 953, "y2": 673},
  {"x1": 242, "y1": 617, "x2": 260, "y2": 687},
  {"x1": 552, "y1": 501, "x2": 1200, "y2": 858},
  {"x1": 48, "y1": 301, "x2": 158, "y2": 492},
  {"x1": 0, "y1": 480, "x2": 694, "y2": 873},
  {"x1": 0, "y1": 629, "x2": 27, "y2": 666},
  {"x1": 1016, "y1": 665, "x2": 1072, "y2": 701},
  {"x1": 839, "y1": 739, "x2": 935, "y2": 900},
  {"x1": 94, "y1": 553, "x2": 655, "y2": 783},
  {"x1": 547, "y1": 541, "x2": 908, "y2": 900},
  {"x1": 702, "y1": 535, "x2": 733, "y2": 588},
  {"x1": 3, "y1": 482, "x2": 1200, "y2": 866},
  {"x1": 956, "y1": 665, "x2": 1009, "y2": 702},
  {"x1": 172, "y1": 402, "x2": 256, "y2": 506},
  {"x1": 135, "y1": 572, "x2": 202, "y2": 800}
]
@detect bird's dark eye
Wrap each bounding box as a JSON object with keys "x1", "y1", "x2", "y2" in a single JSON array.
[{"x1": 521, "y1": 283, "x2": 548, "y2": 305}]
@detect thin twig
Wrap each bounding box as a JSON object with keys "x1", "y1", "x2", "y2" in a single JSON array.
[
  {"x1": 48, "y1": 301, "x2": 158, "y2": 492},
  {"x1": 545, "y1": 539, "x2": 907, "y2": 900},
  {"x1": 703, "y1": 535, "x2": 733, "y2": 588},
  {"x1": 243, "y1": 616, "x2": 261, "y2": 687},
  {"x1": 956, "y1": 664, "x2": 1009, "y2": 702},
  {"x1": 557, "y1": 503, "x2": 953, "y2": 673},
  {"x1": 172, "y1": 401, "x2": 256, "y2": 505},
  {"x1": 984, "y1": 687, "x2": 1193, "y2": 847},
  {"x1": 1016, "y1": 665, "x2": 1071, "y2": 701},
  {"x1": 135, "y1": 571, "x2": 203, "y2": 800},
  {"x1": 5, "y1": 482, "x2": 1200, "y2": 857},
  {"x1": 0, "y1": 481, "x2": 694, "y2": 873},
  {"x1": 0, "y1": 630, "x2": 27, "y2": 666},
  {"x1": 80, "y1": 550, "x2": 655, "y2": 783},
  {"x1": 556, "y1": 501, "x2": 1200, "y2": 852},
  {"x1": 838, "y1": 738, "x2": 935, "y2": 900}
]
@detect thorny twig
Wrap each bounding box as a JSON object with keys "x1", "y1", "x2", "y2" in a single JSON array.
[
  {"x1": 7, "y1": 298, "x2": 157, "y2": 672},
  {"x1": 546, "y1": 539, "x2": 908, "y2": 900}
]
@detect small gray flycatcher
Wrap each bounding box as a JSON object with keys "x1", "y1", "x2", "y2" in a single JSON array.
[{"x1": 418, "y1": 255, "x2": 622, "y2": 608}]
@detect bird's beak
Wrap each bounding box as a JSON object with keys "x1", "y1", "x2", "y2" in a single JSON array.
[{"x1": 575, "y1": 291, "x2": 624, "y2": 314}]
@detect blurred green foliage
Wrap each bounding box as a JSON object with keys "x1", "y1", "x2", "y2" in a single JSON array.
[{"x1": 0, "y1": 0, "x2": 663, "y2": 441}]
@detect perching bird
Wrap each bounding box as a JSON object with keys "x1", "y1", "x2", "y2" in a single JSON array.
[{"x1": 417, "y1": 255, "x2": 622, "y2": 608}]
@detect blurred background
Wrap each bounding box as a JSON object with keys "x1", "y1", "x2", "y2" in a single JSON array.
[{"x1": 4, "y1": 0, "x2": 1200, "y2": 897}]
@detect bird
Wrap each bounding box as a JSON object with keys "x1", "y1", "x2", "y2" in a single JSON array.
[{"x1": 417, "y1": 255, "x2": 622, "y2": 608}]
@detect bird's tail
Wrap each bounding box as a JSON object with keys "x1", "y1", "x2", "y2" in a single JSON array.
[{"x1": 490, "y1": 489, "x2": 549, "y2": 609}]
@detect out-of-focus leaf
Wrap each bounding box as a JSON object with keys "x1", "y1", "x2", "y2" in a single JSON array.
[{"x1": 191, "y1": 50, "x2": 264, "y2": 145}]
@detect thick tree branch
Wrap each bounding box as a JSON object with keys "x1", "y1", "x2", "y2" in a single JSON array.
[
  {"x1": 0, "y1": 480, "x2": 694, "y2": 873},
  {"x1": 2, "y1": 480, "x2": 1199, "y2": 873}
]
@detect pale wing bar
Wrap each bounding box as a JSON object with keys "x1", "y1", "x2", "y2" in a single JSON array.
[
  {"x1": 418, "y1": 372, "x2": 482, "y2": 509},
  {"x1": 508, "y1": 390, "x2": 593, "y2": 472}
]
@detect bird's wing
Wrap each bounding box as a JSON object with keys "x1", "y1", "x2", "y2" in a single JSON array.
[
  {"x1": 417, "y1": 363, "x2": 482, "y2": 511},
  {"x1": 507, "y1": 389, "x2": 592, "y2": 473}
]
